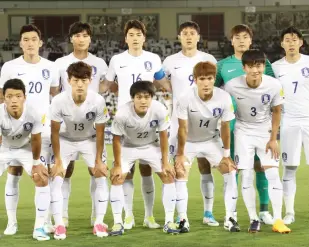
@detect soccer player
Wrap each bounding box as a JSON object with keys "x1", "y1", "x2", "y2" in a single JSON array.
[
  {"x1": 174, "y1": 61, "x2": 239, "y2": 233},
  {"x1": 0, "y1": 24, "x2": 59, "y2": 235},
  {"x1": 225, "y1": 49, "x2": 290, "y2": 234},
  {"x1": 272, "y1": 26, "x2": 309, "y2": 225},
  {"x1": 103, "y1": 19, "x2": 170, "y2": 230},
  {"x1": 215, "y1": 24, "x2": 274, "y2": 224},
  {"x1": 50, "y1": 61, "x2": 110, "y2": 238},
  {"x1": 0, "y1": 79, "x2": 50, "y2": 240},
  {"x1": 55, "y1": 22, "x2": 108, "y2": 227},
  {"x1": 163, "y1": 21, "x2": 219, "y2": 226},
  {"x1": 109, "y1": 81, "x2": 178, "y2": 236}
]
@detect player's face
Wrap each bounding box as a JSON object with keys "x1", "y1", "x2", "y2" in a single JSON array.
[
  {"x1": 178, "y1": 27, "x2": 200, "y2": 50},
  {"x1": 20, "y1": 31, "x2": 42, "y2": 56},
  {"x1": 243, "y1": 63, "x2": 265, "y2": 84},
  {"x1": 281, "y1": 33, "x2": 303, "y2": 56},
  {"x1": 133, "y1": 92, "x2": 152, "y2": 115},
  {"x1": 125, "y1": 28, "x2": 145, "y2": 50},
  {"x1": 4, "y1": 89, "x2": 26, "y2": 114},
  {"x1": 195, "y1": 75, "x2": 215, "y2": 96},
  {"x1": 71, "y1": 30, "x2": 91, "y2": 51},
  {"x1": 68, "y1": 76, "x2": 91, "y2": 97},
  {"x1": 231, "y1": 31, "x2": 252, "y2": 53}
]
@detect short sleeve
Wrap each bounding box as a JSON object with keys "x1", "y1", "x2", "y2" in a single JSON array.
[
  {"x1": 31, "y1": 112, "x2": 43, "y2": 134},
  {"x1": 105, "y1": 56, "x2": 116, "y2": 82},
  {"x1": 157, "y1": 105, "x2": 170, "y2": 132},
  {"x1": 221, "y1": 93, "x2": 235, "y2": 122},
  {"x1": 175, "y1": 98, "x2": 189, "y2": 120},
  {"x1": 51, "y1": 63, "x2": 60, "y2": 87},
  {"x1": 111, "y1": 113, "x2": 125, "y2": 136},
  {"x1": 95, "y1": 95, "x2": 110, "y2": 124},
  {"x1": 50, "y1": 96, "x2": 63, "y2": 122},
  {"x1": 99, "y1": 58, "x2": 108, "y2": 81},
  {"x1": 271, "y1": 82, "x2": 284, "y2": 107},
  {"x1": 215, "y1": 61, "x2": 224, "y2": 88},
  {"x1": 265, "y1": 59, "x2": 275, "y2": 78},
  {"x1": 162, "y1": 57, "x2": 171, "y2": 79},
  {"x1": 0, "y1": 63, "x2": 11, "y2": 89}
]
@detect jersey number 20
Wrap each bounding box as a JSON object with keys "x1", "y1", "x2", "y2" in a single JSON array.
[{"x1": 29, "y1": 81, "x2": 42, "y2": 93}]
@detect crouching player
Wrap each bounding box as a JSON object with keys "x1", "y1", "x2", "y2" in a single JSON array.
[
  {"x1": 0, "y1": 79, "x2": 51, "y2": 240},
  {"x1": 50, "y1": 61, "x2": 110, "y2": 239},
  {"x1": 225, "y1": 49, "x2": 291, "y2": 233},
  {"x1": 109, "y1": 81, "x2": 179, "y2": 236},
  {"x1": 174, "y1": 62, "x2": 239, "y2": 233}
]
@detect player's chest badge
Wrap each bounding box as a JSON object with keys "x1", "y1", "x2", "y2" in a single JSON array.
[{"x1": 42, "y1": 69, "x2": 50, "y2": 80}]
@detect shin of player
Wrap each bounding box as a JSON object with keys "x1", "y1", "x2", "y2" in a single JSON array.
[
  {"x1": 109, "y1": 81, "x2": 179, "y2": 236},
  {"x1": 0, "y1": 79, "x2": 51, "y2": 240},
  {"x1": 225, "y1": 49, "x2": 291, "y2": 234}
]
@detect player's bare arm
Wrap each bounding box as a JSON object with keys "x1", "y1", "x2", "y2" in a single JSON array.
[
  {"x1": 0, "y1": 89, "x2": 3, "y2": 104},
  {"x1": 50, "y1": 86, "x2": 60, "y2": 97},
  {"x1": 220, "y1": 120, "x2": 236, "y2": 171},
  {"x1": 50, "y1": 120, "x2": 65, "y2": 178},
  {"x1": 93, "y1": 123, "x2": 108, "y2": 177},
  {"x1": 266, "y1": 105, "x2": 281, "y2": 159},
  {"x1": 175, "y1": 118, "x2": 188, "y2": 174},
  {"x1": 159, "y1": 129, "x2": 175, "y2": 177},
  {"x1": 111, "y1": 134, "x2": 122, "y2": 182},
  {"x1": 154, "y1": 78, "x2": 172, "y2": 92}
]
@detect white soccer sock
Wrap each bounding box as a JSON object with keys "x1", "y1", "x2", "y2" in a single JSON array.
[
  {"x1": 265, "y1": 167, "x2": 283, "y2": 220},
  {"x1": 200, "y1": 174, "x2": 214, "y2": 213},
  {"x1": 110, "y1": 185, "x2": 124, "y2": 225},
  {"x1": 45, "y1": 177, "x2": 53, "y2": 224},
  {"x1": 282, "y1": 166, "x2": 297, "y2": 215},
  {"x1": 123, "y1": 179, "x2": 134, "y2": 218},
  {"x1": 94, "y1": 177, "x2": 109, "y2": 225},
  {"x1": 241, "y1": 169, "x2": 258, "y2": 221},
  {"x1": 62, "y1": 178, "x2": 71, "y2": 219},
  {"x1": 223, "y1": 170, "x2": 238, "y2": 219},
  {"x1": 51, "y1": 176, "x2": 65, "y2": 226},
  {"x1": 90, "y1": 176, "x2": 96, "y2": 218},
  {"x1": 141, "y1": 175, "x2": 155, "y2": 218},
  {"x1": 34, "y1": 186, "x2": 51, "y2": 229},
  {"x1": 175, "y1": 179, "x2": 188, "y2": 220},
  {"x1": 5, "y1": 174, "x2": 21, "y2": 225},
  {"x1": 162, "y1": 183, "x2": 176, "y2": 224}
]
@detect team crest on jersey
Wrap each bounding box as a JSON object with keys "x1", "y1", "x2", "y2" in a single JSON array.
[
  {"x1": 86, "y1": 111, "x2": 96, "y2": 121},
  {"x1": 234, "y1": 155, "x2": 239, "y2": 165},
  {"x1": 282, "y1": 152, "x2": 287, "y2": 162},
  {"x1": 301, "y1": 67, "x2": 309, "y2": 78},
  {"x1": 144, "y1": 61, "x2": 152, "y2": 72},
  {"x1": 150, "y1": 120, "x2": 158, "y2": 128},
  {"x1": 212, "y1": 108, "x2": 222, "y2": 118},
  {"x1": 42, "y1": 69, "x2": 50, "y2": 80},
  {"x1": 23, "y1": 122, "x2": 33, "y2": 131},
  {"x1": 91, "y1": 66, "x2": 97, "y2": 76},
  {"x1": 261, "y1": 94, "x2": 271, "y2": 104}
]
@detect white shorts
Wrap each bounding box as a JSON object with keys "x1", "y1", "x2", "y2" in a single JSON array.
[
  {"x1": 185, "y1": 139, "x2": 223, "y2": 167},
  {"x1": 0, "y1": 144, "x2": 33, "y2": 176},
  {"x1": 234, "y1": 131, "x2": 279, "y2": 170},
  {"x1": 120, "y1": 143, "x2": 162, "y2": 174},
  {"x1": 280, "y1": 121, "x2": 309, "y2": 166},
  {"x1": 59, "y1": 137, "x2": 107, "y2": 169}
]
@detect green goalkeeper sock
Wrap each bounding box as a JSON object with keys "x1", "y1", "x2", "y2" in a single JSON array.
[{"x1": 256, "y1": 171, "x2": 269, "y2": 212}]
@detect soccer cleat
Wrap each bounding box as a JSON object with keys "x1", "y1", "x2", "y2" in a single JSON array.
[
  {"x1": 4, "y1": 222, "x2": 18, "y2": 235},
  {"x1": 248, "y1": 220, "x2": 261, "y2": 233},
  {"x1": 224, "y1": 217, "x2": 240, "y2": 232},
  {"x1": 93, "y1": 223, "x2": 109, "y2": 238},
  {"x1": 283, "y1": 213, "x2": 295, "y2": 225},
  {"x1": 123, "y1": 216, "x2": 135, "y2": 230},
  {"x1": 44, "y1": 221, "x2": 55, "y2": 234},
  {"x1": 203, "y1": 211, "x2": 219, "y2": 226},
  {"x1": 272, "y1": 219, "x2": 291, "y2": 234},
  {"x1": 63, "y1": 217, "x2": 69, "y2": 228},
  {"x1": 178, "y1": 218, "x2": 190, "y2": 233},
  {"x1": 143, "y1": 216, "x2": 160, "y2": 229},
  {"x1": 109, "y1": 223, "x2": 124, "y2": 236},
  {"x1": 33, "y1": 228, "x2": 50, "y2": 241},
  {"x1": 259, "y1": 211, "x2": 274, "y2": 225},
  {"x1": 163, "y1": 222, "x2": 181, "y2": 234},
  {"x1": 54, "y1": 225, "x2": 67, "y2": 240}
]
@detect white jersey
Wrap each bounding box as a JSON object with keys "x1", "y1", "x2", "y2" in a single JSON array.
[
  {"x1": 55, "y1": 52, "x2": 108, "y2": 93},
  {"x1": 111, "y1": 100, "x2": 170, "y2": 147},
  {"x1": 225, "y1": 75, "x2": 284, "y2": 137},
  {"x1": 105, "y1": 50, "x2": 163, "y2": 107},
  {"x1": 0, "y1": 56, "x2": 59, "y2": 119},
  {"x1": 272, "y1": 54, "x2": 309, "y2": 121},
  {"x1": 51, "y1": 90, "x2": 110, "y2": 141},
  {"x1": 0, "y1": 103, "x2": 42, "y2": 149},
  {"x1": 176, "y1": 86, "x2": 234, "y2": 142},
  {"x1": 163, "y1": 51, "x2": 217, "y2": 101}
]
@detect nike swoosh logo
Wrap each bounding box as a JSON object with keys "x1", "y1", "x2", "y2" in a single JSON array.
[
  {"x1": 126, "y1": 126, "x2": 134, "y2": 128},
  {"x1": 176, "y1": 199, "x2": 184, "y2": 201},
  {"x1": 232, "y1": 197, "x2": 238, "y2": 199},
  {"x1": 242, "y1": 187, "x2": 250, "y2": 189},
  {"x1": 237, "y1": 97, "x2": 245, "y2": 100},
  {"x1": 51, "y1": 201, "x2": 59, "y2": 204},
  {"x1": 6, "y1": 194, "x2": 17, "y2": 197},
  {"x1": 204, "y1": 196, "x2": 213, "y2": 199},
  {"x1": 98, "y1": 200, "x2": 108, "y2": 202},
  {"x1": 171, "y1": 199, "x2": 176, "y2": 202},
  {"x1": 278, "y1": 74, "x2": 285, "y2": 78},
  {"x1": 63, "y1": 114, "x2": 71, "y2": 117},
  {"x1": 174, "y1": 67, "x2": 181, "y2": 69},
  {"x1": 282, "y1": 179, "x2": 290, "y2": 182},
  {"x1": 228, "y1": 69, "x2": 236, "y2": 73},
  {"x1": 190, "y1": 110, "x2": 198, "y2": 112},
  {"x1": 273, "y1": 187, "x2": 282, "y2": 190},
  {"x1": 111, "y1": 200, "x2": 120, "y2": 203},
  {"x1": 120, "y1": 66, "x2": 127, "y2": 68},
  {"x1": 38, "y1": 208, "x2": 46, "y2": 211},
  {"x1": 18, "y1": 73, "x2": 25, "y2": 76},
  {"x1": 146, "y1": 191, "x2": 153, "y2": 194}
]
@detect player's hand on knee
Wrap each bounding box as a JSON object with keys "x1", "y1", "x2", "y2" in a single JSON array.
[
  {"x1": 110, "y1": 165, "x2": 122, "y2": 184},
  {"x1": 50, "y1": 160, "x2": 65, "y2": 179},
  {"x1": 93, "y1": 160, "x2": 109, "y2": 178},
  {"x1": 32, "y1": 164, "x2": 49, "y2": 186},
  {"x1": 162, "y1": 162, "x2": 176, "y2": 178},
  {"x1": 174, "y1": 154, "x2": 187, "y2": 177},
  {"x1": 265, "y1": 140, "x2": 279, "y2": 160},
  {"x1": 218, "y1": 157, "x2": 236, "y2": 174}
]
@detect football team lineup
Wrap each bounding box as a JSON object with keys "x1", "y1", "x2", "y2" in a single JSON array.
[{"x1": 0, "y1": 19, "x2": 308, "y2": 245}]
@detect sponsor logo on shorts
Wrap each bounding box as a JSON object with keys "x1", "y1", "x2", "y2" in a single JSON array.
[{"x1": 282, "y1": 152, "x2": 287, "y2": 162}]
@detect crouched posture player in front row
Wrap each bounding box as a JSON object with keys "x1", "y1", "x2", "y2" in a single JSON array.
[
  {"x1": 0, "y1": 79, "x2": 51, "y2": 241},
  {"x1": 109, "y1": 81, "x2": 179, "y2": 236},
  {"x1": 174, "y1": 62, "x2": 240, "y2": 233}
]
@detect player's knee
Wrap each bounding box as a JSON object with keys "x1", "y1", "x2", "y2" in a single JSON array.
[
  {"x1": 218, "y1": 163, "x2": 235, "y2": 175},
  {"x1": 241, "y1": 169, "x2": 254, "y2": 187},
  {"x1": 7, "y1": 166, "x2": 23, "y2": 176},
  {"x1": 126, "y1": 171, "x2": 134, "y2": 180},
  {"x1": 32, "y1": 173, "x2": 48, "y2": 187},
  {"x1": 139, "y1": 163, "x2": 152, "y2": 176},
  {"x1": 161, "y1": 173, "x2": 175, "y2": 184},
  {"x1": 253, "y1": 159, "x2": 264, "y2": 172},
  {"x1": 283, "y1": 166, "x2": 297, "y2": 179},
  {"x1": 65, "y1": 161, "x2": 75, "y2": 178},
  {"x1": 111, "y1": 176, "x2": 125, "y2": 185},
  {"x1": 197, "y1": 158, "x2": 211, "y2": 174},
  {"x1": 175, "y1": 165, "x2": 190, "y2": 180}
]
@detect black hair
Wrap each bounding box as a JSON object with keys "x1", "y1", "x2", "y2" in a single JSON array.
[
  {"x1": 242, "y1": 49, "x2": 266, "y2": 66},
  {"x1": 178, "y1": 21, "x2": 200, "y2": 35},
  {"x1": 3, "y1": 79, "x2": 26, "y2": 96},
  {"x1": 20, "y1": 24, "x2": 42, "y2": 40},
  {"x1": 69, "y1": 22, "x2": 92, "y2": 38},
  {"x1": 130, "y1": 81, "x2": 155, "y2": 98},
  {"x1": 280, "y1": 26, "x2": 303, "y2": 41}
]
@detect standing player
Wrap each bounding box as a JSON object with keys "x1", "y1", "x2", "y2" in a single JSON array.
[
  {"x1": 174, "y1": 62, "x2": 239, "y2": 232},
  {"x1": 272, "y1": 26, "x2": 309, "y2": 224},
  {"x1": 55, "y1": 22, "x2": 108, "y2": 227},
  {"x1": 0, "y1": 24, "x2": 59, "y2": 235},
  {"x1": 0, "y1": 79, "x2": 50, "y2": 241},
  {"x1": 103, "y1": 19, "x2": 170, "y2": 230},
  {"x1": 109, "y1": 81, "x2": 178, "y2": 236},
  {"x1": 50, "y1": 62, "x2": 110, "y2": 238},
  {"x1": 215, "y1": 24, "x2": 274, "y2": 224},
  {"x1": 225, "y1": 49, "x2": 290, "y2": 233},
  {"x1": 163, "y1": 21, "x2": 219, "y2": 226}
]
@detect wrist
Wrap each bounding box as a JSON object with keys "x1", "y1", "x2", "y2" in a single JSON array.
[
  {"x1": 223, "y1": 149, "x2": 230, "y2": 158},
  {"x1": 33, "y1": 159, "x2": 41, "y2": 166}
]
